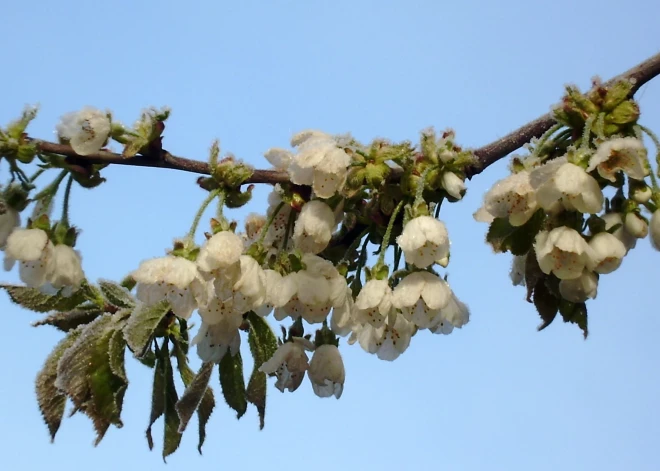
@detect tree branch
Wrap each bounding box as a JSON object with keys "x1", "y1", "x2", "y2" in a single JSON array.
[{"x1": 33, "y1": 51, "x2": 660, "y2": 183}]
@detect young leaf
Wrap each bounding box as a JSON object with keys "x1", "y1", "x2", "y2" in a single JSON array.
[
  {"x1": 533, "y1": 276, "x2": 559, "y2": 332},
  {"x1": 175, "y1": 362, "x2": 214, "y2": 433},
  {"x1": 245, "y1": 312, "x2": 278, "y2": 429},
  {"x1": 1, "y1": 284, "x2": 88, "y2": 313},
  {"x1": 124, "y1": 300, "x2": 171, "y2": 357},
  {"x1": 35, "y1": 328, "x2": 81, "y2": 442},
  {"x1": 54, "y1": 312, "x2": 128, "y2": 445},
  {"x1": 173, "y1": 340, "x2": 215, "y2": 454},
  {"x1": 146, "y1": 341, "x2": 166, "y2": 451},
  {"x1": 32, "y1": 304, "x2": 103, "y2": 331},
  {"x1": 162, "y1": 342, "x2": 182, "y2": 461},
  {"x1": 219, "y1": 351, "x2": 247, "y2": 419},
  {"x1": 559, "y1": 300, "x2": 589, "y2": 339},
  {"x1": 98, "y1": 279, "x2": 136, "y2": 309}
]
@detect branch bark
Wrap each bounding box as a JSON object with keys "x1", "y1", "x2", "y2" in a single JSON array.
[{"x1": 34, "y1": 51, "x2": 660, "y2": 184}]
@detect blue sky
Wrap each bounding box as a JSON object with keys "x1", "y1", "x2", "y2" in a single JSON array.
[{"x1": 1, "y1": 1, "x2": 659, "y2": 469}]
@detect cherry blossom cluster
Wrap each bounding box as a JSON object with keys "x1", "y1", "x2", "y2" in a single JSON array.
[{"x1": 474, "y1": 79, "x2": 660, "y2": 325}]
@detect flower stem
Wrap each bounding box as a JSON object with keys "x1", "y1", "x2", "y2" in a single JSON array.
[
  {"x1": 29, "y1": 168, "x2": 46, "y2": 183},
  {"x1": 282, "y1": 206, "x2": 296, "y2": 250},
  {"x1": 636, "y1": 125, "x2": 660, "y2": 190},
  {"x1": 33, "y1": 169, "x2": 68, "y2": 202},
  {"x1": 533, "y1": 122, "x2": 564, "y2": 156},
  {"x1": 377, "y1": 199, "x2": 405, "y2": 266},
  {"x1": 340, "y1": 226, "x2": 371, "y2": 264},
  {"x1": 257, "y1": 201, "x2": 285, "y2": 245},
  {"x1": 414, "y1": 167, "x2": 433, "y2": 209},
  {"x1": 187, "y1": 189, "x2": 220, "y2": 240},
  {"x1": 579, "y1": 115, "x2": 596, "y2": 150},
  {"x1": 61, "y1": 174, "x2": 74, "y2": 226}
]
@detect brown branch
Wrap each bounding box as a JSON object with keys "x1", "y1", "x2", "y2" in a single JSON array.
[{"x1": 33, "y1": 51, "x2": 660, "y2": 183}]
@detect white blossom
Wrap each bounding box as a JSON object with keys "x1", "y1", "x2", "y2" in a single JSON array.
[
  {"x1": 441, "y1": 172, "x2": 465, "y2": 199},
  {"x1": 0, "y1": 205, "x2": 20, "y2": 249},
  {"x1": 288, "y1": 131, "x2": 351, "y2": 198},
  {"x1": 474, "y1": 170, "x2": 537, "y2": 226},
  {"x1": 4, "y1": 228, "x2": 54, "y2": 288},
  {"x1": 196, "y1": 231, "x2": 244, "y2": 276},
  {"x1": 534, "y1": 227, "x2": 595, "y2": 280},
  {"x1": 396, "y1": 216, "x2": 450, "y2": 269},
  {"x1": 588, "y1": 232, "x2": 626, "y2": 274},
  {"x1": 510, "y1": 254, "x2": 526, "y2": 286},
  {"x1": 292, "y1": 200, "x2": 335, "y2": 254},
  {"x1": 259, "y1": 338, "x2": 314, "y2": 393},
  {"x1": 588, "y1": 137, "x2": 649, "y2": 182},
  {"x1": 56, "y1": 107, "x2": 111, "y2": 156},
  {"x1": 308, "y1": 344, "x2": 345, "y2": 399},
  {"x1": 192, "y1": 321, "x2": 241, "y2": 363},
  {"x1": 45, "y1": 244, "x2": 85, "y2": 294},
  {"x1": 354, "y1": 311, "x2": 415, "y2": 361},
  {"x1": 558, "y1": 271, "x2": 598, "y2": 303},
  {"x1": 132, "y1": 255, "x2": 210, "y2": 319},
  {"x1": 354, "y1": 278, "x2": 393, "y2": 328},
  {"x1": 392, "y1": 271, "x2": 452, "y2": 329},
  {"x1": 263, "y1": 147, "x2": 293, "y2": 171},
  {"x1": 601, "y1": 213, "x2": 636, "y2": 252},
  {"x1": 651, "y1": 210, "x2": 660, "y2": 251},
  {"x1": 624, "y1": 212, "x2": 648, "y2": 239},
  {"x1": 276, "y1": 254, "x2": 347, "y2": 324},
  {"x1": 331, "y1": 287, "x2": 356, "y2": 337},
  {"x1": 632, "y1": 186, "x2": 652, "y2": 204},
  {"x1": 263, "y1": 190, "x2": 293, "y2": 249},
  {"x1": 438, "y1": 291, "x2": 470, "y2": 329},
  {"x1": 531, "y1": 159, "x2": 603, "y2": 214}
]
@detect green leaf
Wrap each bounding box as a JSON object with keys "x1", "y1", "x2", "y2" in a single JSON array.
[
  {"x1": 124, "y1": 300, "x2": 171, "y2": 357},
  {"x1": 533, "y1": 276, "x2": 559, "y2": 332},
  {"x1": 1, "y1": 284, "x2": 89, "y2": 313},
  {"x1": 524, "y1": 249, "x2": 543, "y2": 303},
  {"x1": 175, "y1": 362, "x2": 214, "y2": 434},
  {"x1": 55, "y1": 312, "x2": 128, "y2": 445},
  {"x1": 98, "y1": 280, "x2": 136, "y2": 309},
  {"x1": 35, "y1": 328, "x2": 81, "y2": 442},
  {"x1": 172, "y1": 340, "x2": 215, "y2": 454},
  {"x1": 559, "y1": 300, "x2": 589, "y2": 339},
  {"x1": 146, "y1": 339, "x2": 183, "y2": 460},
  {"x1": 219, "y1": 351, "x2": 247, "y2": 419},
  {"x1": 162, "y1": 342, "x2": 182, "y2": 461},
  {"x1": 486, "y1": 209, "x2": 545, "y2": 255},
  {"x1": 32, "y1": 304, "x2": 103, "y2": 331},
  {"x1": 146, "y1": 341, "x2": 166, "y2": 451},
  {"x1": 245, "y1": 312, "x2": 278, "y2": 429}
]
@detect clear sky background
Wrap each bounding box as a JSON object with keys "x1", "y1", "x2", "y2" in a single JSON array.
[{"x1": 1, "y1": 1, "x2": 658, "y2": 470}]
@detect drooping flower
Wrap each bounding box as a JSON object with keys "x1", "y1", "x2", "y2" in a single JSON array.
[
  {"x1": 4, "y1": 228, "x2": 54, "y2": 288},
  {"x1": 588, "y1": 137, "x2": 649, "y2": 182},
  {"x1": 45, "y1": 244, "x2": 85, "y2": 294},
  {"x1": 0, "y1": 204, "x2": 20, "y2": 249},
  {"x1": 624, "y1": 212, "x2": 648, "y2": 239},
  {"x1": 308, "y1": 344, "x2": 345, "y2": 399},
  {"x1": 353, "y1": 278, "x2": 394, "y2": 328},
  {"x1": 534, "y1": 227, "x2": 595, "y2": 280},
  {"x1": 263, "y1": 189, "x2": 293, "y2": 249},
  {"x1": 353, "y1": 311, "x2": 415, "y2": 361},
  {"x1": 192, "y1": 320, "x2": 241, "y2": 363},
  {"x1": 558, "y1": 271, "x2": 598, "y2": 303},
  {"x1": 650, "y1": 210, "x2": 660, "y2": 251},
  {"x1": 391, "y1": 271, "x2": 452, "y2": 329},
  {"x1": 588, "y1": 232, "x2": 626, "y2": 274},
  {"x1": 287, "y1": 131, "x2": 351, "y2": 198},
  {"x1": 56, "y1": 107, "x2": 111, "y2": 156},
  {"x1": 396, "y1": 216, "x2": 450, "y2": 269},
  {"x1": 427, "y1": 292, "x2": 469, "y2": 335},
  {"x1": 259, "y1": 337, "x2": 314, "y2": 393},
  {"x1": 601, "y1": 212, "x2": 636, "y2": 252},
  {"x1": 196, "y1": 230, "x2": 244, "y2": 277},
  {"x1": 276, "y1": 254, "x2": 347, "y2": 324},
  {"x1": 474, "y1": 170, "x2": 538, "y2": 226},
  {"x1": 510, "y1": 254, "x2": 526, "y2": 286},
  {"x1": 330, "y1": 287, "x2": 356, "y2": 337},
  {"x1": 531, "y1": 158, "x2": 603, "y2": 214},
  {"x1": 132, "y1": 255, "x2": 210, "y2": 319},
  {"x1": 292, "y1": 200, "x2": 335, "y2": 254},
  {"x1": 441, "y1": 172, "x2": 465, "y2": 199}
]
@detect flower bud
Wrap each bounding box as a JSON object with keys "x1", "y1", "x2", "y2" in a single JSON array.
[{"x1": 624, "y1": 212, "x2": 648, "y2": 239}]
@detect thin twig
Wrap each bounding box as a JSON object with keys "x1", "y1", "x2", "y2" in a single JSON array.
[{"x1": 32, "y1": 52, "x2": 660, "y2": 183}]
